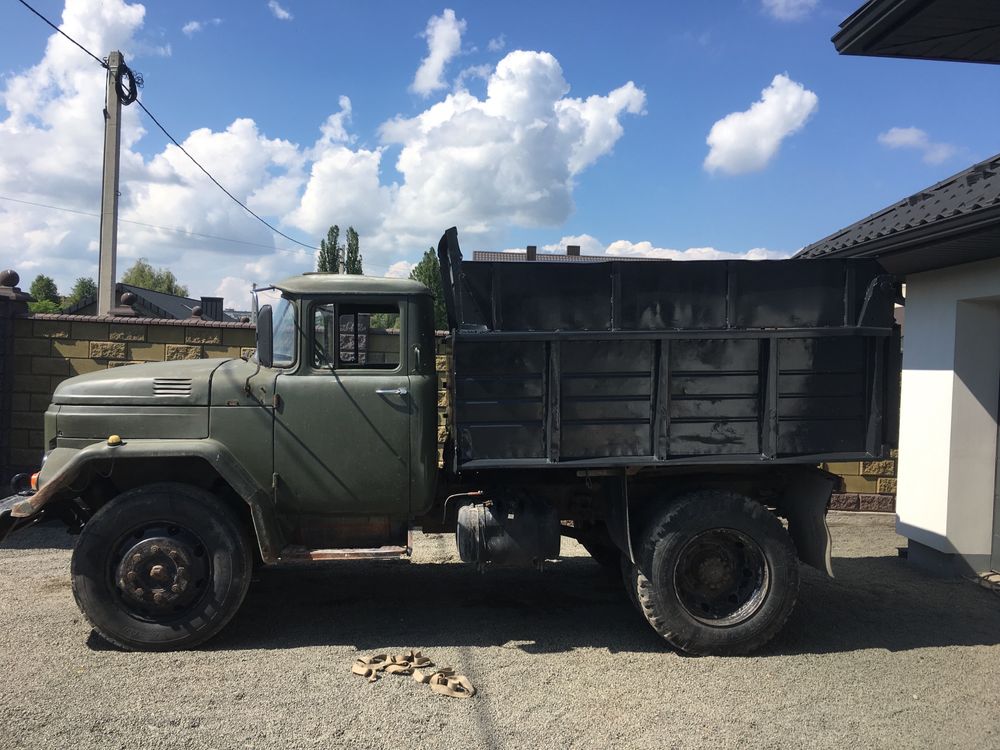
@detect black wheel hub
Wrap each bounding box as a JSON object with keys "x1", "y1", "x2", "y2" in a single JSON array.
[
  {"x1": 672, "y1": 528, "x2": 769, "y2": 627},
  {"x1": 114, "y1": 528, "x2": 208, "y2": 616}
]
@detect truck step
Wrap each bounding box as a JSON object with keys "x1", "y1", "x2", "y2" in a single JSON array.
[{"x1": 277, "y1": 544, "x2": 411, "y2": 562}]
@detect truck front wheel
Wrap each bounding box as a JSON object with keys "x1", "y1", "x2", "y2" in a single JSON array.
[
  {"x1": 71, "y1": 483, "x2": 252, "y2": 651},
  {"x1": 633, "y1": 490, "x2": 799, "y2": 655}
]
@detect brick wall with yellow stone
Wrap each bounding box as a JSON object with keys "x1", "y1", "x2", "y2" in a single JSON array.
[
  {"x1": 435, "y1": 336, "x2": 452, "y2": 468},
  {"x1": 822, "y1": 450, "x2": 898, "y2": 512},
  {"x1": 9, "y1": 314, "x2": 255, "y2": 471}
]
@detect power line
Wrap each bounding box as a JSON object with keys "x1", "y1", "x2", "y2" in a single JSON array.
[
  {"x1": 0, "y1": 195, "x2": 291, "y2": 251},
  {"x1": 133, "y1": 99, "x2": 321, "y2": 253}
]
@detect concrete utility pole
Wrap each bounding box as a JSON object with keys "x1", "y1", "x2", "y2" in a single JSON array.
[{"x1": 97, "y1": 50, "x2": 123, "y2": 316}]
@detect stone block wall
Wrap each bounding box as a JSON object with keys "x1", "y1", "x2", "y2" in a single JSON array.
[
  {"x1": 822, "y1": 450, "x2": 898, "y2": 512},
  {"x1": 436, "y1": 337, "x2": 452, "y2": 468},
  {"x1": 5, "y1": 312, "x2": 255, "y2": 480}
]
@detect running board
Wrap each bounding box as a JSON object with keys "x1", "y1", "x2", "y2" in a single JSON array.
[
  {"x1": 277, "y1": 530, "x2": 413, "y2": 562},
  {"x1": 277, "y1": 545, "x2": 410, "y2": 562}
]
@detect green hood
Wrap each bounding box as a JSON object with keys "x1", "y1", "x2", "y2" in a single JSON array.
[{"x1": 51, "y1": 358, "x2": 230, "y2": 406}]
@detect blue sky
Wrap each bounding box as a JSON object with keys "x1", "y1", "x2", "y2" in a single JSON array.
[{"x1": 1, "y1": 0, "x2": 998, "y2": 306}]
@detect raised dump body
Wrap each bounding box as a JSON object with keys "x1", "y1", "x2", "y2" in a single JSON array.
[{"x1": 437, "y1": 228, "x2": 900, "y2": 471}]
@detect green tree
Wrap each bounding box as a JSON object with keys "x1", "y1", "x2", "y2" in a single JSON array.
[
  {"x1": 28, "y1": 299, "x2": 62, "y2": 314},
  {"x1": 121, "y1": 258, "x2": 188, "y2": 296},
  {"x1": 29, "y1": 274, "x2": 60, "y2": 304},
  {"x1": 409, "y1": 247, "x2": 447, "y2": 330},
  {"x1": 63, "y1": 277, "x2": 97, "y2": 308},
  {"x1": 28, "y1": 274, "x2": 61, "y2": 313},
  {"x1": 317, "y1": 225, "x2": 342, "y2": 273},
  {"x1": 344, "y1": 226, "x2": 363, "y2": 274}
]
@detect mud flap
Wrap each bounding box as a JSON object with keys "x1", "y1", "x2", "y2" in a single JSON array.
[
  {"x1": 0, "y1": 493, "x2": 41, "y2": 546},
  {"x1": 0, "y1": 494, "x2": 20, "y2": 546},
  {"x1": 780, "y1": 471, "x2": 836, "y2": 577}
]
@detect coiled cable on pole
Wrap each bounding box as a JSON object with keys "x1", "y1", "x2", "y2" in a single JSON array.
[{"x1": 114, "y1": 62, "x2": 142, "y2": 105}]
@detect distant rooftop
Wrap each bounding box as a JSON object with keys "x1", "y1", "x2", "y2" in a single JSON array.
[{"x1": 64, "y1": 283, "x2": 233, "y2": 321}]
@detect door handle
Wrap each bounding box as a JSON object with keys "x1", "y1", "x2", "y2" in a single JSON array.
[{"x1": 375, "y1": 387, "x2": 408, "y2": 396}]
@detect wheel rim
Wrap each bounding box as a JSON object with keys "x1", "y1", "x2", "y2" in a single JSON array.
[
  {"x1": 110, "y1": 523, "x2": 211, "y2": 622},
  {"x1": 672, "y1": 528, "x2": 770, "y2": 627}
]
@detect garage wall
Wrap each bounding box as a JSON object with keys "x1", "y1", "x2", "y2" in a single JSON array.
[{"x1": 896, "y1": 255, "x2": 1000, "y2": 572}]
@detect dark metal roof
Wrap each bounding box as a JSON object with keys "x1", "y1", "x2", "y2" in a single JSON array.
[
  {"x1": 834, "y1": 0, "x2": 1000, "y2": 65},
  {"x1": 796, "y1": 154, "x2": 1000, "y2": 272},
  {"x1": 64, "y1": 283, "x2": 235, "y2": 321}
]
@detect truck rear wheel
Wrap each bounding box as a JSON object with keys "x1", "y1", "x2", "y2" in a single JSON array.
[
  {"x1": 633, "y1": 490, "x2": 798, "y2": 655},
  {"x1": 71, "y1": 482, "x2": 252, "y2": 651}
]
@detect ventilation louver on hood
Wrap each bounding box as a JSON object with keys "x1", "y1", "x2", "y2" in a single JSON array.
[{"x1": 153, "y1": 378, "x2": 193, "y2": 397}]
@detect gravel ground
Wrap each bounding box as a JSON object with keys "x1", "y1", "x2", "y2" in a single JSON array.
[{"x1": 1, "y1": 512, "x2": 999, "y2": 750}]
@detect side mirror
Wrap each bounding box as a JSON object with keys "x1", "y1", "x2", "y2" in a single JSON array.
[{"x1": 256, "y1": 304, "x2": 273, "y2": 368}]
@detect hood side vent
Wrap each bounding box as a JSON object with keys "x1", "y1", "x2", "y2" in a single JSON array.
[{"x1": 153, "y1": 378, "x2": 193, "y2": 398}]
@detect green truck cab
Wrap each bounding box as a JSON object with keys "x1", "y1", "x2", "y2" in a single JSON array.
[{"x1": 0, "y1": 229, "x2": 901, "y2": 655}]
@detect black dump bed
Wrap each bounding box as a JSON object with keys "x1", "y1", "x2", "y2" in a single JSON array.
[{"x1": 437, "y1": 228, "x2": 901, "y2": 471}]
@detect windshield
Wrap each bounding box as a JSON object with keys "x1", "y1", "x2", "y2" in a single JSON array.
[{"x1": 271, "y1": 295, "x2": 296, "y2": 367}]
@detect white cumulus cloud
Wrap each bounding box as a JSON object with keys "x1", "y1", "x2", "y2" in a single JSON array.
[
  {"x1": 487, "y1": 34, "x2": 506, "y2": 52},
  {"x1": 762, "y1": 0, "x2": 818, "y2": 21},
  {"x1": 182, "y1": 18, "x2": 221, "y2": 37},
  {"x1": 411, "y1": 9, "x2": 466, "y2": 96},
  {"x1": 385, "y1": 260, "x2": 415, "y2": 278},
  {"x1": 380, "y1": 50, "x2": 645, "y2": 248},
  {"x1": 532, "y1": 234, "x2": 789, "y2": 261},
  {"x1": 704, "y1": 73, "x2": 818, "y2": 175},
  {"x1": 877, "y1": 126, "x2": 957, "y2": 165},
  {"x1": 267, "y1": 1, "x2": 292, "y2": 21},
  {"x1": 605, "y1": 240, "x2": 788, "y2": 260}
]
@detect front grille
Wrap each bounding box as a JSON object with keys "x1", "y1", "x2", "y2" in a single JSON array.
[{"x1": 153, "y1": 378, "x2": 193, "y2": 397}]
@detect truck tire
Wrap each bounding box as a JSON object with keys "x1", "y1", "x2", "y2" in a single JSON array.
[
  {"x1": 71, "y1": 482, "x2": 252, "y2": 651},
  {"x1": 633, "y1": 490, "x2": 798, "y2": 656}
]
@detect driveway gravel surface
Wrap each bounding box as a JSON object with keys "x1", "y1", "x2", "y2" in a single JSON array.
[{"x1": 1, "y1": 512, "x2": 998, "y2": 749}]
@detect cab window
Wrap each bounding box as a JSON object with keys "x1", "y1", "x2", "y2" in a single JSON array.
[
  {"x1": 312, "y1": 302, "x2": 401, "y2": 370},
  {"x1": 271, "y1": 295, "x2": 297, "y2": 368}
]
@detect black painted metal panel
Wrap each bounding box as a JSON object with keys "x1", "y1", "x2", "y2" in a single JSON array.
[
  {"x1": 454, "y1": 340, "x2": 546, "y2": 460},
  {"x1": 668, "y1": 339, "x2": 761, "y2": 456},
  {"x1": 618, "y1": 262, "x2": 727, "y2": 329},
  {"x1": 732, "y1": 262, "x2": 846, "y2": 328},
  {"x1": 560, "y1": 340, "x2": 654, "y2": 459}
]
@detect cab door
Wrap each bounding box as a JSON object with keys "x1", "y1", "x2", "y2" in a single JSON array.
[{"x1": 273, "y1": 299, "x2": 410, "y2": 517}]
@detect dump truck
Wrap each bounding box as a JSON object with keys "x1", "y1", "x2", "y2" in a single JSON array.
[{"x1": 0, "y1": 228, "x2": 900, "y2": 654}]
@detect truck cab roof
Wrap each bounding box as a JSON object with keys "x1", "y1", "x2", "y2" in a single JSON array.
[{"x1": 274, "y1": 273, "x2": 431, "y2": 297}]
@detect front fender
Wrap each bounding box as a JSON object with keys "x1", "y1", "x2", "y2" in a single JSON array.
[{"x1": 11, "y1": 439, "x2": 283, "y2": 563}]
